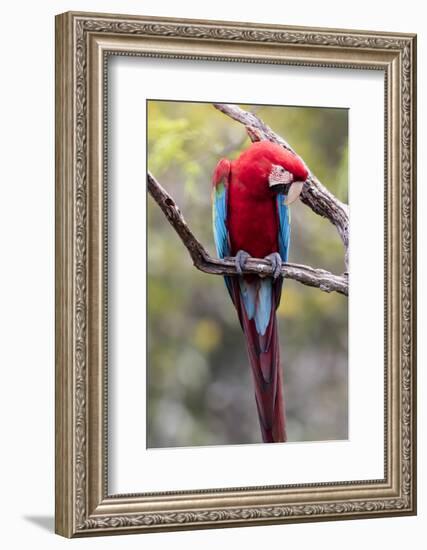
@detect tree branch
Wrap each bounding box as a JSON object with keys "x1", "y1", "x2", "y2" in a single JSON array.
[
  {"x1": 148, "y1": 172, "x2": 348, "y2": 296},
  {"x1": 213, "y1": 103, "x2": 349, "y2": 268}
]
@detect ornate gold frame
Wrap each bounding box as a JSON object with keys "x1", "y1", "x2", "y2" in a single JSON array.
[{"x1": 55, "y1": 11, "x2": 417, "y2": 537}]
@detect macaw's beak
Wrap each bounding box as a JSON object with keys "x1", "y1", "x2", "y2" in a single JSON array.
[
  {"x1": 269, "y1": 181, "x2": 291, "y2": 195},
  {"x1": 285, "y1": 180, "x2": 305, "y2": 205}
]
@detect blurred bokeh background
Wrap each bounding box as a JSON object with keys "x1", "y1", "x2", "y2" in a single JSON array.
[{"x1": 147, "y1": 101, "x2": 348, "y2": 448}]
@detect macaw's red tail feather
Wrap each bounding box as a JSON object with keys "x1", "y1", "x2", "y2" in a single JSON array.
[
  {"x1": 232, "y1": 278, "x2": 287, "y2": 443},
  {"x1": 255, "y1": 350, "x2": 286, "y2": 443}
]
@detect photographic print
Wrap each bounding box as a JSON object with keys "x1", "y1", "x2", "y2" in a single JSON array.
[{"x1": 147, "y1": 100, "x2": 348, "y2": 448}]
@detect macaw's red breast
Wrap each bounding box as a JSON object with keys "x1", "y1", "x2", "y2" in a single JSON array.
[{"x1": 228, "y1": 177, "x2": 279, "y2": 259}]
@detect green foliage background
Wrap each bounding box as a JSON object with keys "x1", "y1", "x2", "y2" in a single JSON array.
[{"x1": 147, "y1": 101, "x2": 348, "y2": 447}]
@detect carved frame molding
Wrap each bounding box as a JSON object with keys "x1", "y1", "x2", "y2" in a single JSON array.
[{"x1": 55, "y1": 11, "x2": 416, "y2": 537}]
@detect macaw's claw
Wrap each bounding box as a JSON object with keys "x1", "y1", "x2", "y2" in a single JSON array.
[
  {"x1": 264, "y1": 252, "x2": 283, "y2": 279},
  {"x1": 235, "y1": 250, "x2": 251, "y2": 275}
]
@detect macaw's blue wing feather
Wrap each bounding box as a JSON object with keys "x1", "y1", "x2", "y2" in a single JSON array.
[
  {"x1": 256, "y1": 279, "x2": 273, "y2": 336},
  {"x1": 212, "y1": 158, "x2": 230, "y2": 258},
  {"x1": 212, "y1": 159, "x2": 232, "y2": 298},
  {"x1": 212, "y1": 183, "x2": 229, "y2": 259},
  {"x1": 239, "y1": 278, "x2": 272, "y2": 337},
  {"x1": 276, "y1": 193, "x2": 291, "y2": 263},
  {"x1": 270, "y1": 193, "x2": 291, "y2": 311}
]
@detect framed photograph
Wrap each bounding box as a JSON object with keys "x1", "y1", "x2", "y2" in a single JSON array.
[{"x1": 55, "y1": 11, "x2": 417, "y2": 537}]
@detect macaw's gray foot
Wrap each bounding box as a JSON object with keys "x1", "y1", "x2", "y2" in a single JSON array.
[
  {"x1": 264, "y1": 252, "x2": 283, "y2": 279},
  {"x1": 235, "y1": 250, "x2": 251, "y2": 275}
]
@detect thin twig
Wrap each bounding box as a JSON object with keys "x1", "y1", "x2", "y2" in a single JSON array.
[{"x1": 147, "y1": 172, "x2": 348, "y2": 296}]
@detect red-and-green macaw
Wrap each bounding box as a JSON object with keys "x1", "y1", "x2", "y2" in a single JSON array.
[{"x1": 212, "y1": 141, "x2": 309, "y2": 443}]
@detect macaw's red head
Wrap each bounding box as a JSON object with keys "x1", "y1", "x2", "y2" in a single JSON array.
[{"x1": 234, "y1": 141, "x2": 309, "y2": 204}]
